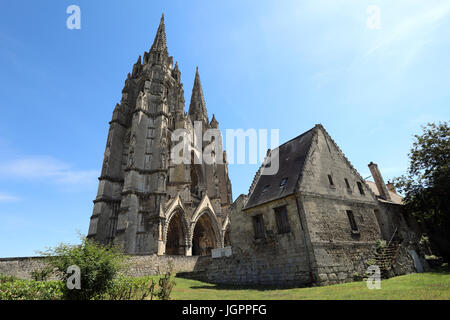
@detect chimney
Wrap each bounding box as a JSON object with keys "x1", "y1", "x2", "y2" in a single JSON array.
[
  {"x1": 368, "y1": 162, "x2": 391, "y2": 201},
  {"x1": 386, "y1": 181, "x2": 397, "y2": 195}
]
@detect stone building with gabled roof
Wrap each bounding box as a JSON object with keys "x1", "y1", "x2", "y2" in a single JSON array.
[{"x1": 187, "y1": 124, "x2": 423, "y2": 286}]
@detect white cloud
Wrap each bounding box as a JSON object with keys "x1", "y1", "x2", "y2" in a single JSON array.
[
  {"x1": 364, "y1": 2, "x2": 450, "y2": 59},
  {"x1": 0, "y1": 156, "x2": 98, "y2": 189},
  {"x1": 0, "y1": 192, "x2": 20, "y2": 203}
]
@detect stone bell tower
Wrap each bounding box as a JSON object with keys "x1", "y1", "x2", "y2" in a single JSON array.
[{"x1": 88, "y1": 14, "x2": 233, "y2": 255}]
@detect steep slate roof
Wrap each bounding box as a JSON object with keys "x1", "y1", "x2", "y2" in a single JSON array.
[{"x1": 243, "y1": 127, "x2": 315, "y2": 210}]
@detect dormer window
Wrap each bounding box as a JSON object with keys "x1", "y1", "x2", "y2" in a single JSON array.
[
  {"x1": 344, "y1": 178, "x2": 351, "y2": 189},
  {"x1": 357, "y1": 182, "x2": 365, "y2": 195},
  {"x1": 280, "y1": 178, "x2": 288, "y2": 187},
  {"x1": 328, "y1": 174, "x2": 334, "y2": 186},
  {"x1": 262, "y1": 185, "x2": 270, "y2": 192}
]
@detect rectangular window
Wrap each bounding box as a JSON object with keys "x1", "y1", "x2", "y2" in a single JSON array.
[
  {"x1": 345, "y1": 178, "x2": 351, "y2": 189},
  {"x1": 346, "y1": 210, "x2": 358, "y2": 232},
  {"x1": 328, "y1": 174, "x2": 334, "y2": 186},
  {"x1": 274, "y1": 206, "x2": 290, "y2": 234},
  {"x1": 252, "y1": 214, "x2": 265, "y2": 239},
  {"x1": 357, "y1": 182, "x2": 365, "y2": 195}
]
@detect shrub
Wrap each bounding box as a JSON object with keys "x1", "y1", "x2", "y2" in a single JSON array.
[
  {"x1": 365, "y1": 258, "x2": 377, "y2": 266},
  {"x1": 376, "y1": 239, "x2": 387, "y2": 252},
  {"x1": 41, "y1": 236, "x2": 127, "y2": 300},
  {"x1": 0, "y1": 279, "x2": 64, "y2": 300},
  {"x1": 104, "y1": 276, "x2": 157, "y2": 300},
  {"x1": 0, "y1": 274, "x2": 18, "y2": 284},
  {"x1": 156, "y1": 261, "x2": 176, "y2": 300},
  {"x1": 30, "y1": 264, "x2": 54, "y2": 281},
  {"x1": 353, "y1": 272, "x2": 362, "y2": 281}
]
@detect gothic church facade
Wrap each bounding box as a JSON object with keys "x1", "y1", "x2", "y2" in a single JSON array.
[{"x1": 87, "y1": 15, "x2": 233, "y2": 256}]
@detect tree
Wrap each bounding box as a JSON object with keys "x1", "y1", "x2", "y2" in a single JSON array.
[
  {"x1": 42, "y1": 236, "x2": 127, "y2": 300},
  {"x1": 394, "y1": 121, "x2": 450, "y2": 260}
]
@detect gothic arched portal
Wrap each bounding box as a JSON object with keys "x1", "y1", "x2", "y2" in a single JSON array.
[
  {"x1": 165, "y1": 211, "x2": 186, "y2": 255},
  {"x1": 192, "y1": 213, "x2": 218, "y2": 256}
]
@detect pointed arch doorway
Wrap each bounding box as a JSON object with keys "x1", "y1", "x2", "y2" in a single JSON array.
[
  {"x1": 165, "y1": 211, "x2": 187, "y2": 255},
  {"x1": 192, "y1": 213, "x2": 218, "y2": 256}
]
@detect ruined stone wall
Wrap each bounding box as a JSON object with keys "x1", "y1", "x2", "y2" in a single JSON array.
[
  {"x1": 0, "y1": 255, "x2": 201, "y2": 280},
  {"x1": 0, "y1": 257, "x2": 51, "y2": 280}
]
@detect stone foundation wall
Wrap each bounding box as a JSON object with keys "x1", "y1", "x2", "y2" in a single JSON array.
[
  {"x1": 312, "y1": 242, "x2": 377, "y2": 285},
  {"x1": 178, "y1": 249, "x2": 311, "y2": 286},
  {"x1": 0, "y1": 255, "x2": 201, "y2": 279},
  {"x1": 0, "y1": 257, "x2": 50, "y2": 280},
  {"x1": 125, "y1": 254, "x2": 200, "y2": 276}
]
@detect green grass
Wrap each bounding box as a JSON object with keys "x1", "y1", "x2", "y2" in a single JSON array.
[{"x1": 161, "y1": 271, "x2": 450, "y2": 300}]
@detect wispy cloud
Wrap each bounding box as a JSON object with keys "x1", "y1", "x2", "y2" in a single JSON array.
[
  {"x1": 364, "y1": 2, "x2": 450, "y2": 60},
  {"x1": 0, "y1": 156, "x2": 98, "y2": 189},
  {"x1": 0, "y1": 192, "x2": 20, "y2": 203}
]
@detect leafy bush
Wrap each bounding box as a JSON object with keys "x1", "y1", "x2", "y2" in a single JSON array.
[
  {"x1": 419, "y1": 235, "x2": 430, "y2": 245},
  {"x1": 30, "y1": 264, "x2": 54, "y2": 281},
  {"x1": 41, "y1": 236, "x2": 127, "y2": 300},
  {"x1": 376, "y1": 239, "x2": 387, "y2": 252},
  {"x1": 0, "y1": 274, "x2": 18, "y2": 284},
  {"x1": 365, "y1": 258, "x2": 377, "y2": 266},
  {"x1": 156, "y1": 261, "x2": 176, "y2": 300},
  {"x1": 104, "y1": 276, "x2": 157, "y2": 300},
  {"x1": 0, "y1": 279, "x2": 63, "y2": 300},
  {"x1": 353, "y1": 272, "x2": 362, "y2": 281}
]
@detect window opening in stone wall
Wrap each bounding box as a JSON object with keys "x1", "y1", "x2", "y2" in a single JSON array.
[
  {"x1": 345, "y1": 178, "x2": 351, "y2": 189},
  {"x1": 357, "y1": 182, "x2": 365, "y2": 195},
  {"x1": 346, "y1": 210, "x2": 359, "y2": 232},
  {"x1": 274, "y1": 206, "x2": 290, "y2": 234},
  {"x1": 328, "y1": 174, "x2": 334, "y2": 186},
  {"x1": 252, "y1": 214, "x2": 265, "y2": 239}
]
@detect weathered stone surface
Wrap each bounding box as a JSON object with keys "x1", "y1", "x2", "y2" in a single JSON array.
[
  {"x1": 0, "y1": 255, "x2": 202, "y2": 279},
  {"x1": 87, "y1": 15, "x2": 233, "y2": 256},
  {"x1": 184, "y1": 125, "x2": 421, "y2": 287}
]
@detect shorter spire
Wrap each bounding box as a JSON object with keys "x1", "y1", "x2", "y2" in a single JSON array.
[
  {"x1": 210, "y1": 114, "x2": 219, "y2": 128},
  {"x1": 189, "y1": 67, "x2": 208, "y2": 121}
]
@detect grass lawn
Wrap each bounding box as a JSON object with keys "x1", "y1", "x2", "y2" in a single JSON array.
[{"x1": 162, "y1": 271, "x2": 450, "y2": 300}]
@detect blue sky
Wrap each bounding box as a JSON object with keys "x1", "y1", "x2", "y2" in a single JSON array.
[{"x1": 0, "y1": 0, "x2": 449, "y2": 257}]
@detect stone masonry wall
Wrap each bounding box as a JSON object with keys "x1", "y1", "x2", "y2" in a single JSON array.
[
  {"x1": 0, "y1": 255, "x2": 201, "y2": 280},
  {"x1": 177, "y1": 195, "x2": 312, "y2": 286}
]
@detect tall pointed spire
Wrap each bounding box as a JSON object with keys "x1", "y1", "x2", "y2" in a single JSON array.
[
  {"x1": 150, "y1": 13, "x2": 168, "y2": 54},
  {"x1": 210, "y1": 114, "x2": 218, "y2": 128},
  {"x1": 189, "y1": 67, "x2": 208, "y2": 122}
]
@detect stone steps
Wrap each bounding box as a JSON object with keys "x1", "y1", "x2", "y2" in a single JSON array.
[{"x1": 375, "y1": 241, "x2": 401, "y2": 278}]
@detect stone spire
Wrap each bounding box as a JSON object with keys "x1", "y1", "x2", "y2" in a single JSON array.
[
  {"x1": 150, "y1": 13, "x2": 168, "y2": 54},
  {"x1": 210, "y1": 114, "x2": 218, "y2": 128},
  {"x1": 189, "y1": 67, "x2": 208, "y2": 122}
]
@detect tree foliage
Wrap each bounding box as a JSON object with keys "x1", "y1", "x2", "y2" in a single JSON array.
[
  {"x1": 393, "y1": 122, "x2": 449, "y2": 259},
  {"x1": 41, "y1": 236, "x2": 127, "y2": 300},
  {"x1": 394, "y1": 122, "x2": 449, "y2": 223}
]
